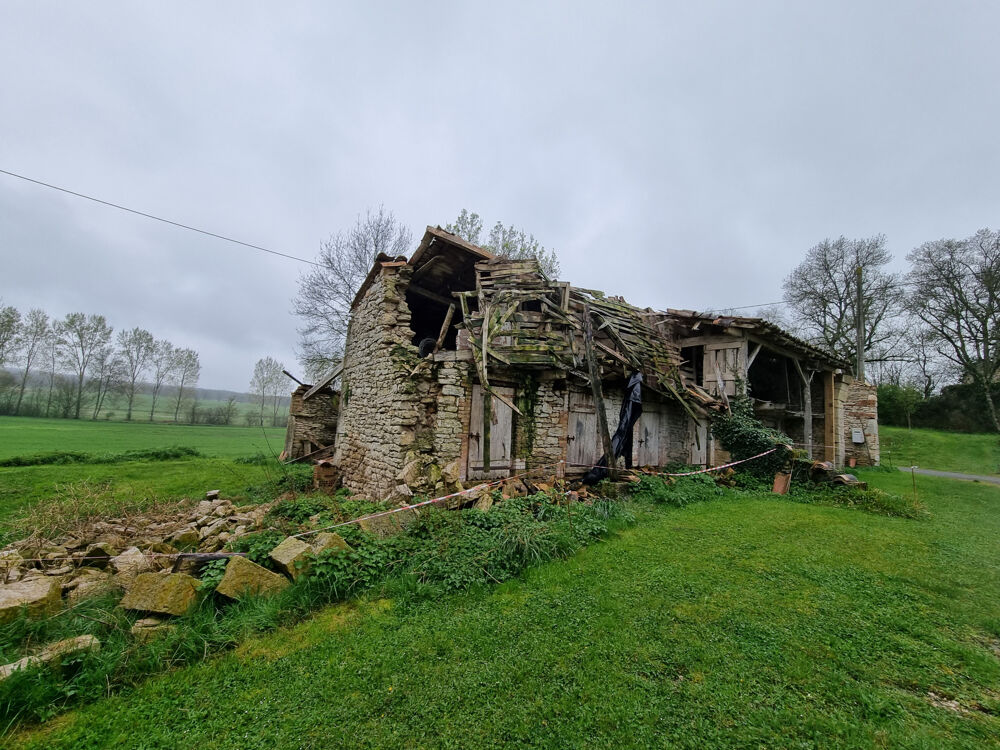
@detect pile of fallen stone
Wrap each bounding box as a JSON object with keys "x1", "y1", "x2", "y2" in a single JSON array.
[{"x1": 0, "y1": 491, "x2": 353, "y2": 681}]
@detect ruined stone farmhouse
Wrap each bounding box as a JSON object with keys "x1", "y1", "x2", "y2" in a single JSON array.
[{"x1": 284, "y1": 226, "x2": 879, "y2": 500}]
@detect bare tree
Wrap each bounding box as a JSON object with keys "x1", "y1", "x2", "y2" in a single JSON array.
[
  {"x1": 293, "y1": 206, "x2": 413, "y2": 379},
  {"x1": 0, "y1": 302, "x2": 21, "y2": 370},
  {"x1": 13, "y1": 308, "x2": 48, "y2": 415},
  {"x1": 147, "y1": 339, "x2": 176, "y2": 421},
  {"x1": 54, "y1": 313, "x2": 113, "y2": 419},
  {"x1": 116, "y1": 327, "x2": 154, "y2": 421},
  {"x1": 170, "y1": 348, "x2": 201, "y2": 422},
  {"x1": 89, "y1": 344, "x2": 123, "y2": 419},
  {"x1": 250, "y1": 356, "x2": 285, "y2": 426},
  {"x1": 447, "y1": 210, "x2": 561, "y2": 277},
  {"x1": 783, "y1": 235, "x2": 903, "y2": 372},
  {"x1": 907, "y1": 228, "x2": 1000, "y2": 431}
]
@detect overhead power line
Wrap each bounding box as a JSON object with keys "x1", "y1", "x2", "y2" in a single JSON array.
[{"x1": 0, "y1": 167, "x2": 321, "y2": 267}]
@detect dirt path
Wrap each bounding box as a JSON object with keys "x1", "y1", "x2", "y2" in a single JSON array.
[{"x1": 898, "y1": 467, "x2": 1000, "y2": 485}]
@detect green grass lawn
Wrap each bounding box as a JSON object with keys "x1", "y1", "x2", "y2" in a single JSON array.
[
  {"x1": 0, "y1": 418, "x2": 290, "y2": 542},
  {"x1": 13, "y1": 470, "x2": 1000, "y2": 749},
  {"x1": 880, "y1": 425, "x2": 1000, "y2": 475},
  {"x1": 0, "y1": 416, "x2": 286, "y2": 460}
]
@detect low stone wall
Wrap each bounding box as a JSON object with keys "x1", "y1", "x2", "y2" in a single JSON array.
[
  {"x1": 843, "y1": 380, "x2": 880, "y2": 466},
  {"x1": 283, "y1": 385, "x2": 340, "y2": 459}
]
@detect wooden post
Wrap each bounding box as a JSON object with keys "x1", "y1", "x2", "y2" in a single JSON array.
[
  {"x1": 433, "y1": 303, "x2": 455, "y2": 354},
  {"x1": 482, "y1": 388, "x2": 492, "y2": 473},
  {"x1": 856, "y1": 266, "x2": 865, "y2": 382},
  {"x1": 583, "y1": 304, "x2": 615, "y2": 473},
  {"x1": 793, "y1": 359, "x2": 815, "y2": 459}
]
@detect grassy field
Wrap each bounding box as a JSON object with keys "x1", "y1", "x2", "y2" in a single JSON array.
[
  {"x1": 12, "y1": 469, "x2": 1000, "y2": 749},
  {"x1": 880, "y1": 425, "x2": 1000, "y2": 475},
  {"x1": 0, "y1": 417, "x2": 289, "y2": 541}
]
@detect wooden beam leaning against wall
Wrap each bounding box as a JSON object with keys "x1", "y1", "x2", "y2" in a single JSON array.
[{"x1": 583, "y1": 303, "x2": 616, "y2": 474}]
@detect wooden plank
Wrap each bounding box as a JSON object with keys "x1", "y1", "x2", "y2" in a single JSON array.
[
  {"x1": 433, "y1": 303, "x2": 455, "y2": 353},
  {"x1": 408, "y1": 283, "x2": 454, "y2": 307},
  {"x1": 584, "y1": 304, "x2": 615, "y2": 472},
  {"x1": 303, "y1": 363, "x2": 343, "y2": 400}
]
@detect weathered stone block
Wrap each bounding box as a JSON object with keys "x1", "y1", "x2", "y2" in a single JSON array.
[
  {"x1": 0, "y1": 577, "x2": 62, "y2": 623},
  {"x1": 269, "y1": 537, "x2": 313, "y2": 580},
  {"x1": 312, "y1": 532, "x2": 352, "y2": 556},
  {"x1": 215, "y1": 556, "x2": 289, "y2": 600},
  {"x1": 131, "y1": 617, "x2": 175, "y2": 643},
  {"x1": 119, "y1": 573, "x2": 198, "y2": 616},
  {"x1": 111, "y1": 547, "x2": 152, "y2": 587}
]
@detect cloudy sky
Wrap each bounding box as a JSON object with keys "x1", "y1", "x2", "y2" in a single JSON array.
[{"x1": 2, "y1": 2, "x2": 997, "y2": 391}]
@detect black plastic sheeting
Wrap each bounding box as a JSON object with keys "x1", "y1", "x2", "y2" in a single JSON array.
[{"x1": 582, "y1": 371, "x2": 643, "y2": 485}]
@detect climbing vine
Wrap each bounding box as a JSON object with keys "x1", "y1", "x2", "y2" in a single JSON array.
[{"x1": 710, "y1": 395, "x2": 791, "y2": 476}]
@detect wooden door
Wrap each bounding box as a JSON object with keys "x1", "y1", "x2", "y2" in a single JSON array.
[
  {"x1": 635, "y1": 405, "x2": 661, "y2": 467},
  {"x1": 467, "y1": 385, "x2": 514, "y2": 479},
  {"x1": 567, "y1": 389, "x2": 597, "y2": 470},
  {"x1": 690, "y1": 418, "x2": 708, "y2": 466}
]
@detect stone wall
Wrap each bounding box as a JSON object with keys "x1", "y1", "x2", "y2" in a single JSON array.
[
  {"x1": 282, "y1": 385, "x2": 339, "y2": 459},
  {"x1": 843, "y1": 379, "x2": 880, "y2": 466},
  {"x1": 521, "y1": 376, "x2": 568, "y2": 476},
  {"x1": 333, "y1": 265, "x2": 422, "y2": 499},
  {"x1": 430, "y1": 355, "x2": 473, "y2": 469}
]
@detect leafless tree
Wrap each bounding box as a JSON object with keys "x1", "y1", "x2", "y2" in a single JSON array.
[
  {"x1": 89, "y1": 344, "x2": 123, "y2": 419},
  {"x1": 907, "y1": 228, "x2": 1000, "y2": 431},
  {"x1": 783, "y1": 235, "x2": 904, "y2": 372},
  {"x1": 170, "y1": 348, "x2": 201, "y2": 422},
  {"x1": 250, "y1": 356, "x2": 285, "y2": 426},
  {"x1": 147, "y1": 340, "x2": 176, "y2": 421},
  {"x1": 13, "y1": 308, "x2": 49, "y2": 415},
  {"x1": 447, "y1": 209, "x2": 561, "y2": 277},
  {"x1": 116, "y1": 327, "x2": 154, "y2": 421},
  {"x1": 54, "y1": 312, "x2": 113, "y2": 419},
  {"x1": 294, "y1": 206, "x2": 413, "y2": 379}
]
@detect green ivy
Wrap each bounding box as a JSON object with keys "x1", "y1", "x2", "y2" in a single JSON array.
[{"x1": 710, "y1": 395, "x2": 791, "y2": 476}]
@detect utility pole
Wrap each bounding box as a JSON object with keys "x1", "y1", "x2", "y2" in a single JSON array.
[{"x1": 855, "y1": 265, "x2": 865, "y2": 382}]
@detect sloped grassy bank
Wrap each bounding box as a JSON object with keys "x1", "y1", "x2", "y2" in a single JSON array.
[{"x1": 1, "y1": 470, "x2": 926, "y2": 735}]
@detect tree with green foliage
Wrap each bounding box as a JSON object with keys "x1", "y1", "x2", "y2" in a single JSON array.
[{"x1": 446, "y1": 209, "x2": 561, "y2": 278}]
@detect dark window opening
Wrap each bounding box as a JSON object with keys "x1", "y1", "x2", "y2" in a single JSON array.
[
  {"x1": 680, "y1": 346, "x2": 703, "y2": 386},
  {"x1": 747, "y1": 349, "x2": 804, "y2": 408},
  {"x1": 406, "y1": 290, "x2": 460, "y2": 351},
  {"x1": 521, "y1": 300, "x2": 542, "y2": 313}
]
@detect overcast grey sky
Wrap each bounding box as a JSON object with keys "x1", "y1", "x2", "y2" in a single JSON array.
[{"x1": 2, "y1": 2, "x2": 997, "y2": 391}]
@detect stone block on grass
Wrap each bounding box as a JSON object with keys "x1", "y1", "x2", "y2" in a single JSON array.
[
  {"x1": 312, "y1": 532, "x2": 352, "y2": 556},
  {"x1": 269, "y1": 537, "x2": 313, "y2": 580},
  {"x1": 0, "y1": 577, "x2": 62, "y2": 624},
  {"x1": 215, "y1": 556, "x2": 289, "y2": 600},
  {"x1": 119, "y1": 572, "x2": 198, "y2": 616}
]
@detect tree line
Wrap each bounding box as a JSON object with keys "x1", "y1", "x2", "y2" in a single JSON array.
[
  {"x1": 772, "y1": 227, "x2": 1000, "y2": 432},
  {"x1": 0, "y1": 305, "x2": 201, "y2": 423}
]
